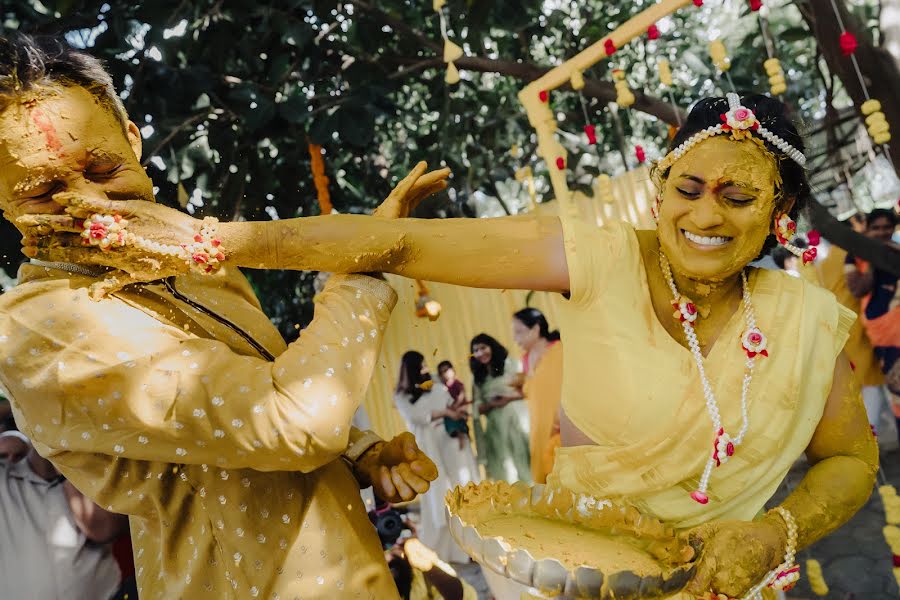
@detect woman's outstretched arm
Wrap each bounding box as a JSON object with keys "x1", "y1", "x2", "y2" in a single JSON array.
[{"x1": 225, "y1": 213, "x2": 569, "y2": 292}]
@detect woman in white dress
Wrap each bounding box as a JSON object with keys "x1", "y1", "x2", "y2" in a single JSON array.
[{"x1": 394, "y1": 351, "x2": 481, "y2": 563}]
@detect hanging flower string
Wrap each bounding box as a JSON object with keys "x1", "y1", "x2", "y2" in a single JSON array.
[
  {"x1": 826, "y1": 0, "x2": 894, "y2": 158},
  {"x1": 764, "y1": 58, "x2": 787, "y2": 96},
  {"x1": 613, "y1": 69, "x2": 635, "y2": 107},
  {"x1": 434, "y1": 0, "x2": 463, "y2": 85},
  {"x1": 709, "y1": 39, "x2": 736, "y2": 93}
]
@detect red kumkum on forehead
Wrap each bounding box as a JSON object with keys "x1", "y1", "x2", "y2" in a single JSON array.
[{"x1": 29, "y1": 107, "x2": 64, "y2": 155}]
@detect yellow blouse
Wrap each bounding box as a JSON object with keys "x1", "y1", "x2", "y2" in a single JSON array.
[
  {"x1": 549, "y1": 219, "x2": 855, "y2": 531},
  {"x1": 0, "y1": 265, "x2": 400, "y2": 600}
]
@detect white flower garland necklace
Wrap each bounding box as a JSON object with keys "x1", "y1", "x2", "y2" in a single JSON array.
[{"x1": 657, "y1": 251, "x2": 769, "y2": 505}]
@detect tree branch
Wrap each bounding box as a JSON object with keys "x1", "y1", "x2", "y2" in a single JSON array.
[
  {"x1": 807, "y1": 199, "x2": 900, "y2": 276},
  {"x1": 141, "y1": 113, "x2": 208, "y2": 167},
  {"x1": 351, "y1": 0, "x2": 685, "y2": 125}
]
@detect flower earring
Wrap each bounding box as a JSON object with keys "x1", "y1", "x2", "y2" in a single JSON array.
[{"x1": 774, "y1": 212, "x2": 819, "y2": 264}]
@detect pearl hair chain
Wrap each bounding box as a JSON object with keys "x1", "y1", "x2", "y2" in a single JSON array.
[
  {"x1": 657, "y1": 92, "x2": 807, "y2": 173},
  {"x1": 658, "y1": 251, "x2": 763, "y2": 505}
]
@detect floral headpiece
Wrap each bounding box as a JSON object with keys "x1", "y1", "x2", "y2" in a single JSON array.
[{"x1": 657, "y1": 93, "x2": 807, "y2": 172}]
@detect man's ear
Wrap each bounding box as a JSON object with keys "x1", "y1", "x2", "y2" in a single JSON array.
[{"x1": 125, "y1": 120, "x2": 142, "y2": 161}]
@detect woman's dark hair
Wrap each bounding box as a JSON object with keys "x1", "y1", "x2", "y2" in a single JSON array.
[
  {"x1": 659, "y1": 93, "x2": 811, "y2": 257},
  {"x1": 513, "y1": 308, "x2": 561, "y2": 342},
  {"x1": 469, "y1": 333, "x2": 509, "y2": 385},
  {"x1": 396, "y1": 351, "x2": 431, "y2": 404}
]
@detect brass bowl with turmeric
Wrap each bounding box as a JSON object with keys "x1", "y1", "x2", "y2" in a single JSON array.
[{"x1": 446, "y1": 481, "x2": 700, "y2": 599}]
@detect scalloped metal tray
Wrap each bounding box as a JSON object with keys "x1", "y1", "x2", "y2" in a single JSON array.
[{"x1": 446, "y1": 481, "x2": 700, "y2": 599}]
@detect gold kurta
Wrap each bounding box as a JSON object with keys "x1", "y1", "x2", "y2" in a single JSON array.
[{"x1": 0, "y1": 264, "x2": 400, "y2": 600}]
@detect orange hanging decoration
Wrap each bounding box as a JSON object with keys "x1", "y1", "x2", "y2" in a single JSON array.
[{"x1": 308, "y1": 142, "x2": 332, "y2": 215}]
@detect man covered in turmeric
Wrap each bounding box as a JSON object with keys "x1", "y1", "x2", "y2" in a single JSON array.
[{"x1": 0, "y1": 33, "x2": 446, "y2": 600}]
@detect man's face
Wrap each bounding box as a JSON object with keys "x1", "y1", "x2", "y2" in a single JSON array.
[
  {"x1": 866, "y1": 216, "x2": 896, "y2": 243},
  {"x1": 0, "y1": 434, "x2": 29, "y2": 464},
  {"x1": 0, "y1": 85, "x2": 154, "y2": 235}
]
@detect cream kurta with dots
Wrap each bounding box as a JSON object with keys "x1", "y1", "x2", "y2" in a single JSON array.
[{"x1": 0, "y1": 265, "x2": 400, "y2": 600}]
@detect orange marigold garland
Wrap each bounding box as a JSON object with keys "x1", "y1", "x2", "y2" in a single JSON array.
[{"x1": 308, "y1": 142, "x2": 332, "y2": 215}]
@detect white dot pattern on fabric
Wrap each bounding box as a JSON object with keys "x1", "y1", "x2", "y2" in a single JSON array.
[{"x1": 1, "y1": 273, "x2": 399, "y2": 598}]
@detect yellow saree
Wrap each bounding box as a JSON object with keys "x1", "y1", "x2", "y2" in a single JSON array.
[{"x1": 548, "y1": 219, "x2": 854, "y2": 597}]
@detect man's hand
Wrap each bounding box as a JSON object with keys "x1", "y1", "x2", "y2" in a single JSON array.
[
  {"x1": 373, "y1": 162, "x2": 451, "y2": 220},
  {"x1": 356, "y1": 431, "x2": 438, "y2": 503}
]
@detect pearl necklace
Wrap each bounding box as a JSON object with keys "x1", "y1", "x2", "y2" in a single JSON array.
[{"x1": 658, "y1": 251, "x2": 768, "y2": 505}]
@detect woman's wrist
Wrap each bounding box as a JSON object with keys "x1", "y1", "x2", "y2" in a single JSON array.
[
  {"x1": 216, "y1": 221, "x2": 254, "y2": 268},
  {"x1": 761, "y1": 510, "x2": 791, "y2": 567}
]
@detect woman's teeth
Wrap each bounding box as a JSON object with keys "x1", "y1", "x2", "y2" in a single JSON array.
[{"x1": 682, "y1": 230, "x2": 732, "y2": 247}]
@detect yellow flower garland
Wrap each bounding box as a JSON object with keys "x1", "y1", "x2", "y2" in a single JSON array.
[{"x1": 880, "y1": 484, "x2": 900, "y2": 588}]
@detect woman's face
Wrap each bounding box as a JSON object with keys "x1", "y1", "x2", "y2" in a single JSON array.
[
  {"x1": 512, "y1": 318, "x2": 539, "y2": 352},
  {"x1": 657, "y1": 136, "x2": 781, "y2": 282},
  {"x1": 419, "y1": 361, "x2": 429, "y2": 375},
  {"x1": 472, "y1": 343, "x2": 492, "y2": 365}
]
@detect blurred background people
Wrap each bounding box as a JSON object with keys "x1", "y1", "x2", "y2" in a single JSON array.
[
  {"x1": 437, "y1": 360, "x2": 471, "y2": 451},
  {"x1": 468, "y1": 334, "x2": 531, "y2": 484},
  {"x1": 845, "y1": 208, "x2": 900, "y2": 438},
  {"x1": 812, "y1": 226, "x2": 894, "y2": 442},
  {"x1": 394, "y1": 351, "x2": 479, "y2": 563},
  {"x1": 0, "y1": 433, "x2": 131, "y2": 600},
  {"x1": 512, "y1": 308, "x2": 564, "y2": 484}
]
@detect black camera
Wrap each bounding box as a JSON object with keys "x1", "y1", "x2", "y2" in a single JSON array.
[{"x1": 368, "y1": 501, "x2": 407, "y2": 548}]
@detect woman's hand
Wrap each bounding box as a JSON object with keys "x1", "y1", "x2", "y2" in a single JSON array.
[
  {"x1": 683, "y1": 517, "x2": 788, "y2": 598},
  {"x1": 19, "y1": 192, "x2": 202, "y2": 296},
  {"x1": 373, "y1": 162, "x2": 450, "y2": 219},
  {"x1": 19, "y1": 162, "x2": 450, "y2": 297}
]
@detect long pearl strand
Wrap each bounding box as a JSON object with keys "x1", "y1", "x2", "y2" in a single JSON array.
[{"x1": 658, "y1": 251, "x2": 761, "y2": 505}]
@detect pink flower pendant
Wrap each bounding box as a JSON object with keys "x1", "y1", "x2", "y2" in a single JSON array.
[
  {"x1": 672, "y1": 295, "x2": 699, "y2": 324},
  {"x1": 741, "y1": 326, "x2": 769, "y2": 359},
  {"x1": 712, "y1": 427, "x2": 735, "y2": 467}
]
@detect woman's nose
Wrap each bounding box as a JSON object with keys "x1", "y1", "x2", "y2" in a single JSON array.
[{"x1": 690, "y1": 194, "x2": 725, "y2": 229}]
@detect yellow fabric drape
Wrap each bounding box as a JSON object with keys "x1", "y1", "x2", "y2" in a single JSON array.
[{"x1": 362, "y1": 167, "x2": 657, "y2": 437}]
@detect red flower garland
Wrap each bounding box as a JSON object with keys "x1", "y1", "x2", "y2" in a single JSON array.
[
  {"x1": 584, "y1": 124, "x2": 598, "y2": 145},
  {"x1": 635, "y1": 145, "x2": 646, "y2": 163},
  {"x1": 839, "y1": 31, "x2": 858, "y2": 56}
]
